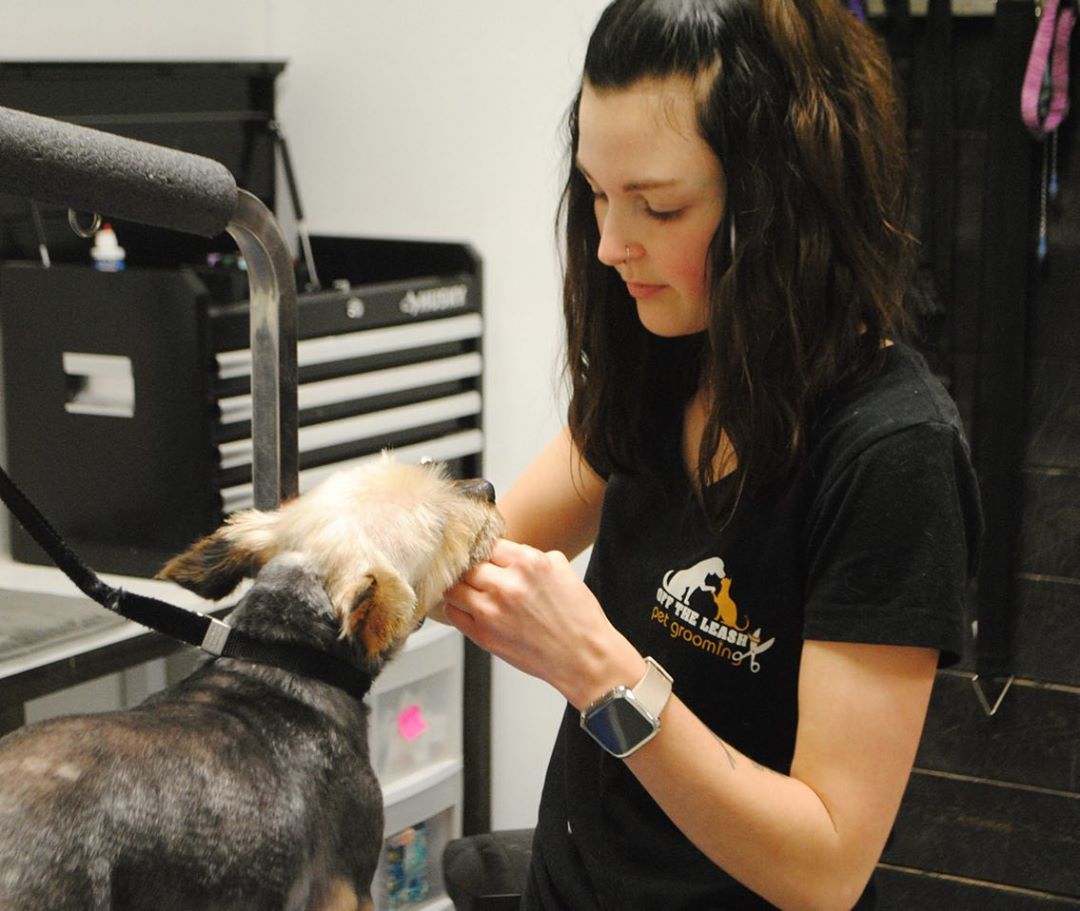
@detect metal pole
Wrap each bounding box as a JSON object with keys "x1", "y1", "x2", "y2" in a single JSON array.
[{"x1": 226, "y1": 190, "x2": 299, "y2": 508}]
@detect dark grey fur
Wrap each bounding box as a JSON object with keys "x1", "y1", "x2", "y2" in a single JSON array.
[{"x1": 0, "y1": 555, "x2": 383, "y2": 911}]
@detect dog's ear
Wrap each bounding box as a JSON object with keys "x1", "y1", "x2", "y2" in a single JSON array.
[
  {"x1": 156, "y1": 509, "x2": 279, "y2": 599},
  {"x1": 343, "y1": 566, "x2": 418, "y2": 658}
]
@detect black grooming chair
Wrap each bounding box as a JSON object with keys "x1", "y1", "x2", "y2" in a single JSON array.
[{"x1": 443, "y1": 829, "x2": 534, "y2": 911}]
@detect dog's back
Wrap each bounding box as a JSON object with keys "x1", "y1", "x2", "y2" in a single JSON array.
[
  {"x1": 0, "y1": 658, "x2": 381, "y2": 911},
  {"x1": 0, "y1": 557, "x2": 383, "y2": 911}
]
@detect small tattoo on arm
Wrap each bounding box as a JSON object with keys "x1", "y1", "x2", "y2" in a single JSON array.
[
  {"x1": 711, "y1": 732, "x2": 782, "y2": 777},
  {"x1": 712, "y1": 733, "x2": 738, "y2": 771}
]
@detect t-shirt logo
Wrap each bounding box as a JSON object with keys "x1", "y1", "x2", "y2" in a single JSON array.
[
  {"x1": 652, "y1": 556, "x2": 775, "y2": 672},
  {"x1": 661, "y1": 557, "x2": 747, "y2": 630}
]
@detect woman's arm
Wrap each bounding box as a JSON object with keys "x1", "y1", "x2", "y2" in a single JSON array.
[
  {"x1": 624, "y1": 639, "x2": 937, "y2": 911},
  {"x1": 444, "y1": 538, "x2": 937, "y2": 911},
  {"x1": 495, "y1": 425, "x2": 606, "y2": 558}
]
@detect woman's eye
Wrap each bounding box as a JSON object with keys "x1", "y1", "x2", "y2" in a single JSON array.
[{"x1": 646, "y1": 205, "x2": 684, "y2": 223}]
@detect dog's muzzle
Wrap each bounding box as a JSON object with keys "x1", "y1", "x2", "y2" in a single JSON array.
[{"x1": 453, "y1": 478, "x2": 496, "y2": 503}]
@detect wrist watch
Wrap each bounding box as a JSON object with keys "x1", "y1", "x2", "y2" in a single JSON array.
[{"x1": 579, "y1": 657, "x2": 673, "y2": 758}]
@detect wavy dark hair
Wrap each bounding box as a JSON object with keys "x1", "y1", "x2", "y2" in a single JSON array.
[{"x1": 560, "y1": 0, "x2": 914, "y2": 521}]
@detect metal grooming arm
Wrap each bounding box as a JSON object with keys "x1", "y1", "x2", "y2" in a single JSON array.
[
  {"x1": 225, "y1": 194, "x2": 299, "y2": 509},
  {"x1": 0, "y1": 105, "x2": 298, "y2": 509}
]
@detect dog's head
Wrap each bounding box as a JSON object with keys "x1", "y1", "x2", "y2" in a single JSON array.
[{"x1": 158, "y1": 454, "x2": 504, "y2": 660}]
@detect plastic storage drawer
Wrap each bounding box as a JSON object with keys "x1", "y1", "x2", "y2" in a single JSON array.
[
  {"x1": 368, "y1": 622, "x2": 463, "y2": 789},
  {"x1": 375, "y1": 760, "x2": 463, "y2": 911}
]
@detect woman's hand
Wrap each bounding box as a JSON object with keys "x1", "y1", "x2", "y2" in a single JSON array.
[{"x1": 442, "y1": 538, "x2": 644, "y2": 709}]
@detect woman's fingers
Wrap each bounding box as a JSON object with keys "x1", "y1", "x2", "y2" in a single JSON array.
[
  {"x1": 440, "y1": 599, "x2": 474, "y2": 632},
  {"x1": 444, "y1": 540, "x2": 580, "y2": 645},
  {"x1": 458, "y1": 539, "x2": 543, "y2": 593},
  {"x1": 454, "y1": 540, "x2": 519, "y2": 590},
  {"x1": 485, "y1": 536, "x2": 531, "y2": 567},
  {"x1": 485, "y1": 537, "x2": 513, "y2": 565}
]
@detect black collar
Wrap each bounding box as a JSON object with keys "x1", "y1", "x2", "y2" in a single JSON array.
[{"x1": 0, "y1": 463, "x2": 373, "y2": 701}]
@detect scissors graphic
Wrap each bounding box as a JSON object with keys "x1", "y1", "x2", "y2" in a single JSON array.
[{"x1": 733, "y1": 628, "x2": 775, "y2": 673}]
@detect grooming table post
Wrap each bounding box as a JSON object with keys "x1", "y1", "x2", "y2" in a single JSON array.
[
  {"x1": 227, "y1": 191, "x2": 299, "y2": 508},
  {"x1": 0, "y1": 104, "x2": 299, "y2": 507}
]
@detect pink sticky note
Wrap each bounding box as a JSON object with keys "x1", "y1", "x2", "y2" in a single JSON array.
[{"x1": 397, "y1": 704, "x2": 428, "y2": 741}]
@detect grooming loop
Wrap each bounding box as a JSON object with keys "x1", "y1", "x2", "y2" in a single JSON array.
[{"x1": 970, "y1": 673, "x2": 1015, "y2": 717}]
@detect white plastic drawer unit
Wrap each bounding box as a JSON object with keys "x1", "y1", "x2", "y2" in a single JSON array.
[
  {"x1": 374, "y1": 761, "x2": 463, "y2": 911},
  {"x1": 369, "y1": 622, "x2": 464, "y2": 789}
]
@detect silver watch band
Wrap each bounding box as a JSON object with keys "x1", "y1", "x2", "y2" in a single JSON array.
[{"x1": 631, "y1": 656, "x2": 673, "y2": 720}]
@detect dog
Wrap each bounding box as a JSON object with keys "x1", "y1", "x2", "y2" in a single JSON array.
[
  {"x1": 0, "y1": 455, "x2": 503, "y2": 911},
  {"x1": 662, "y1": 557, "x2": 728, "y2": 607}
]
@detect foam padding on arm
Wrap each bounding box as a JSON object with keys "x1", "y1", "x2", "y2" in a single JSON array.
[{"x1": 0, "y1": 105, "x2": 238, "y2": 238}]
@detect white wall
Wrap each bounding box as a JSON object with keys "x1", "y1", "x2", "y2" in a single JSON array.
[{"x1": 0, "y1": 0, "x2": 608, "y2": 830}]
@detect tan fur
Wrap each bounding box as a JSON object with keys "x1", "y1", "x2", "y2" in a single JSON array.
[
  {"x1": 343, "y1": 567, "x2": 418, "y2": 657},
  {"x1": 158, "y1": 453, "x2": 503, "y2": 658},
  {"x1": 317, "y1": 879, "x2": 362, "y2": 911}
]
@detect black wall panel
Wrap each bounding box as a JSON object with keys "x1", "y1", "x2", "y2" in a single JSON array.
[{"x1": 874, "y1": 4, "x2": 1080, "y2": 907}]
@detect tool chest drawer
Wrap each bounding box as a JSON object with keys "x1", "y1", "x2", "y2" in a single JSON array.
[{"x1": 0, "y1": 236, "x2": 484, "y2": 578}]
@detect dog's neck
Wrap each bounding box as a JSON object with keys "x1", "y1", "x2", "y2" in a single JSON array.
[{"x1": 218, "y1": 559, "x2": 381, "y2": 698}]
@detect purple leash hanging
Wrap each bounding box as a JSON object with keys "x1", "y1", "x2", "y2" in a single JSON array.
[{"x1": 1021, "y1": 0, "x2": 1076, "y2": 261}]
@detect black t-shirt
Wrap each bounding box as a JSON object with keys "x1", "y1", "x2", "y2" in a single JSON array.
[{"x1": 522, "y1": 343, "x2": 982, "y2": 911}]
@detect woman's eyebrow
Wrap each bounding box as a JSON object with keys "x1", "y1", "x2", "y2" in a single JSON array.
[{"x1": 575, "y1": 160, "x2": 679, "y2": 192}]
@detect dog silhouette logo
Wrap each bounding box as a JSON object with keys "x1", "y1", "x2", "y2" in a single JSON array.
[
  {"x1": 662, "y1": 556, "x2": 726, "y2": 603},
  {"x1": 661, "y1": 557, "x2": 749, "y2": 630}
]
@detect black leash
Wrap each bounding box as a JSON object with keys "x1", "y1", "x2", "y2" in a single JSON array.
[{"x1": 0, "y1": 462, "x2": 372, "y2": 701}]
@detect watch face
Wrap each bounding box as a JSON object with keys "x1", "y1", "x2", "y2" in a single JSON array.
[{"x1": 583, "y1": 691, "x2": 656, "y2": 757}]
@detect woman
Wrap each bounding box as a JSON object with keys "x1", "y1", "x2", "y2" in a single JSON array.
[{"x1": 444, "y1": 1, "x2": 982, "y2": 908}]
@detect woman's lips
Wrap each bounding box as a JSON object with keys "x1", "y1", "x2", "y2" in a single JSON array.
[{"x1": 626, "y1": 281, "x2": 666, "y2": 299}]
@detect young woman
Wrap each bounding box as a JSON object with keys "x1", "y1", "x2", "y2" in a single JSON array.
[{"x1": 444, "y1": 1, "x2": 982, "y2": 908}]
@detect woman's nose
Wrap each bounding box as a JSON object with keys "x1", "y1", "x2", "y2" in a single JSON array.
[
  {"x1": 597, "y1": 235, "x2": 624, "y2": 267},
  {"x1": 596, "y1": 213, "x2": 628, "y2": 267}
]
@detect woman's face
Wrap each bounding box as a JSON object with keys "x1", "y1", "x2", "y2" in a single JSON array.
[{"x1": 577, "y1": 76, "x2": 727, "y2": 337}]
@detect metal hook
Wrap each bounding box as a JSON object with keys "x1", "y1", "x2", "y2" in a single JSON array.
[
  {"x1": 67, "y1": 209, "x2": 102, "y2": 238},
  {"x1": 971, "y1": 673, "x2": 1014, "y2": 717}
]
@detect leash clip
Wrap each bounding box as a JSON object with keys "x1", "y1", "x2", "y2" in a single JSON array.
[{"x1": 201, "y1": 617, "x2": 232, "y2": 657}]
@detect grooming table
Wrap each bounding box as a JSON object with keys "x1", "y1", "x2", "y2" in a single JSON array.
[{"x1": 0, "y1": 563, "x2": 225, "y2": 735}]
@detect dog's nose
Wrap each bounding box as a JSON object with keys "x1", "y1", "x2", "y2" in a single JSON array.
[{"x1": 454, "y1": 477, "x2": 496, "y2": 503}]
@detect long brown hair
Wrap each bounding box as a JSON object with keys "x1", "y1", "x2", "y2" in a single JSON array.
[{"x1": 560, "y1": 0, "x2": 914, "y2": 521}]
